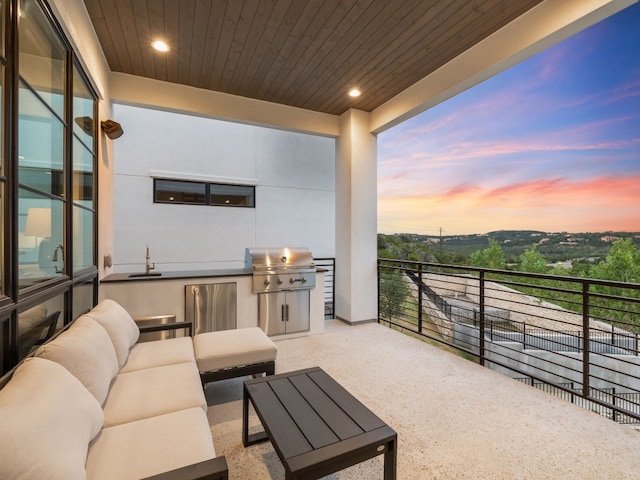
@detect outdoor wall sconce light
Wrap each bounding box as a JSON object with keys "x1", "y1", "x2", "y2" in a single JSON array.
[
  {"x1": 101, "y1": 119, "x2": 124, "y2": 139},
  {"x1": 74, "y1": 117, "x2": 124, "y2": 140}
]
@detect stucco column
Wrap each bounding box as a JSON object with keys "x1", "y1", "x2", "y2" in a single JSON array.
[{"x1": 335, "y1": 109, "x2": 378, "y2": 323}]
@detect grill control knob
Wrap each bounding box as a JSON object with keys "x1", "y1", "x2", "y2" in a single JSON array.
[
  {"x1": 301, "y1": 278, "x2": 307, "y2": 284},
  {"x1": 277, "y1": 279, "x2": 283, "y2": 285},
  {"x1": 263, "y1": 280, "x2": 270, "y2": 286}
]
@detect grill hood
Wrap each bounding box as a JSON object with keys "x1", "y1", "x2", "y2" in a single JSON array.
[
  {"x1": 245, "y1": 247, "x2": 315, "y2": 272},
  {"x1": 245, "y1": 247, "x2": 316, "y2": 293}
]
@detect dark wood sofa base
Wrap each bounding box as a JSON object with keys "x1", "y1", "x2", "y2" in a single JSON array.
[
  {"x1": 137, "y1": 322, "x2": 277, "y2": 386},
  {"x1": 200, "y1": 360, "x2": 275, "y2": 385},
  {"x1": 144, "y1": 456, "x2": 229, "y2": 480}
]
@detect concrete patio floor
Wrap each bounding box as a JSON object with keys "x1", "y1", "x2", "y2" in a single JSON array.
[{"x1": 204, "y1": 320, "x2": 640, "y2": 479}]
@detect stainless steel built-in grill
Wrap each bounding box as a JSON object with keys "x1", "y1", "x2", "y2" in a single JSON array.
[
  {"x1": 245, "y1": 247, "x2": 316, "y2": 293},
  {"x1": 245, "y1": 247, "x2": 316, "y2": 336}
]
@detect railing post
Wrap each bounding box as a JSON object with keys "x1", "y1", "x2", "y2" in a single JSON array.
[
  {"x1": 571, "y1": 382, "x2": 575, "y2": 404},
  {"x1": 479, "y1": 271, "x2": 485, "y2": 366},
  {"x1": 417, "y1": 263, "x2": 423, "y2": 334},
  {"x1": 377, "y1": 260, "x2": 381, "y2": 324},
  {"x1": 582, "y1": 282, "x2": 590, "y2": 400}
]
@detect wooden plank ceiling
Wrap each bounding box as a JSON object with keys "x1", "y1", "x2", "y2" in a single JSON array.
[{"x1": 83, "y1": 0, "x2": 544, "y2": 115}]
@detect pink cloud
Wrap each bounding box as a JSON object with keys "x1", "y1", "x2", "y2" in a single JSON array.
[
  {"x1": 602, "y1": 79, "x2": 640, "y2": 105},
  {"x1": 378, "y1": 175, "x2": 640, "y2": 234},
  {"x1": 483, "y1": 176, "x2": 640, "y2": 208}
]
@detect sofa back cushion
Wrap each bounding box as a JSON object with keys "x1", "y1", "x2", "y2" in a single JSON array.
[
  {"x1": 36, "y1": 315, "x2": 118, "y2": 405},
  {"x1": 0, "y1": 357, "x2": 103, "y2": 480},
  {"x1": 85, "y1": 299, "x2": 140, "y2": 367}
]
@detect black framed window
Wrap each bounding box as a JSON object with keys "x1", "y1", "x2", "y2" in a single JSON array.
[
  {"x1": 17, "y1": 293, "x2": 63, "y2": 358},
  {"x1": 71, "y1": 64, "x2": 96, "y2": 273},
  {"x1": 154, "y1": 178, "x2": 255, "y2": 207},
  {"x1": 154, "y1": 179, "x2": 206, "y2": 204},
  {"x1": 0, "y1": 0, "x2": 98, "y2": 374},
  {"x1": 1, "y1": 57, "x2": 5, "y2": 297},
  {"x1": 17, "y1": 0, "x2": 67, "y2": 287},
  {"x1": 210, "y1": 183, "x2": 254, "y2": 207}
]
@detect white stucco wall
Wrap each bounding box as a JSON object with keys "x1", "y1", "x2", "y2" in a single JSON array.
[
  {"x1": 334, "y1": 109, "x2": 378, "y2": 323},
  {"x1": 111, "y1": 104, "x2": 335, "y2": 272}
]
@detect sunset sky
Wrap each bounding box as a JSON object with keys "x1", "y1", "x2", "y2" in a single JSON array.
[{"x1": 377, "y1": 3, "x2": 640, "y2": 236}]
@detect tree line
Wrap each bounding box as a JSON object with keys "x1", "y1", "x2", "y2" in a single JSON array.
[
  {"x1": 378, "y1": 235, "x2": 640, "y2": 331},
  {"x1": 378, "y1": 233, "x2": 640, "y2": 282}
]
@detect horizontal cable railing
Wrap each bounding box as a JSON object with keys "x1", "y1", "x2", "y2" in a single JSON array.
[
  {"x1": 315, "y1": 257, "x2": 335, "y2": 319},
  {"x1": 378, "y1": 259, "x2": 640, "y2": 424}
]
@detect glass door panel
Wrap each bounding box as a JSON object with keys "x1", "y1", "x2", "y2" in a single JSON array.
[
  {"x1": 19, "y1": 0, "x2": 66, "y2": 117},
  {"x1": 72, "y1": 136, "x2": 93, "y2": 207},
  {"x1": 72, "y1": 205, "x2": 93, "y2": 272},
  {"x1": 18, "y1": 190, "x2": 64, "y2": 286}
]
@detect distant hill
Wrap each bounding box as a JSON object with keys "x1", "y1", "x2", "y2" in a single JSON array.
[{"x1": 382, "y1": 230, "x2": 640, "y2": 264}]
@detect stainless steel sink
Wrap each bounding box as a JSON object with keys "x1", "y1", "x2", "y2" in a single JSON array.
[{"x1": 128, "y1": 272, "x2": 162, "y2": 278}]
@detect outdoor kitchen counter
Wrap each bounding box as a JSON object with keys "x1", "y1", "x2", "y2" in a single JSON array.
[
  {"x1": 98, "y1": 269, "x2": 326, "y2": 336},
  {"x1": 101, "y1": 268, "x2": 250, "y2": 283},
  {"x1": 101, "y1": 268, "x2": 327, "y2": 283}
]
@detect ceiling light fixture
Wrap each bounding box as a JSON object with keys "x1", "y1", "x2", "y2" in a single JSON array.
[
  {"x1": 348, "y1": 88, "x2": 361, "y2": 98},
  {"x1": 152, "y1": 40, "x2": 170, "y2": 52}
]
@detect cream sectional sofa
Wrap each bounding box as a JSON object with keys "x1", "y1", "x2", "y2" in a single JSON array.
[{"x1": 0, "y1": 299, "x2": 277, "y2": 479}]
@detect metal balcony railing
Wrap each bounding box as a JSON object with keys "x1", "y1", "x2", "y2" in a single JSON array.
[
  {"x1": 315, "y1": 257, "x2": 335, "y2": 319},
  {"x1": 378, "y1": 259, "x2": 640, "y2": 424}
]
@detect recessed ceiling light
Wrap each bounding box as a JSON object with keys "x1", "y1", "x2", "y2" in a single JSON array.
[
  {"x1": 152, "y1": 40, "x2": 170, "y2": 52},
  {"x1": 348, "y1": 88, "x2": 361, "y2": 98}
]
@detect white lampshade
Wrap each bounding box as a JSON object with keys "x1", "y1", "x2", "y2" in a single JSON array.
[{"x1": 24, "y1": 208, "x2": 52, "y2": 238}]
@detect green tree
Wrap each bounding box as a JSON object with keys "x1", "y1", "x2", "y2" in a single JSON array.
[
  {"x1": 470, "y1": 238, "x2": 505, "y2": 269},
  {"x1": 589, "y1": 238, "x2": 640, "y2": 283},
  {"x1": 588, "y1": 238, "x2": 640, "y2": 332},
  {"x1": 518, "y1": 245, "x2": 548, "y2": 274},
  {"x1": 569, "y1": 259, "x2": 593, "y2": 277},
  {"x1": 379, "y1": 268, "x2": 410, "y2": 320}
]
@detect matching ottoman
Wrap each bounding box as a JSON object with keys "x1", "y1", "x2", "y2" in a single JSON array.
[{"x1": 193, "y1": 327, "x2": 277, "y2": 384}]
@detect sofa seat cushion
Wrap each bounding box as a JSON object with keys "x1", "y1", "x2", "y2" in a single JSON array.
[
  {"x1": 35, "y1": 315, "x2": 118, "y2": 405},
  {"x1": 102, "y1": 362, "x2": 206, "y2": 427},
  {"x1": 0, "y1": 357, "x2": 103, "y2": 480},
  {"x1": 193, "y1": 327, "x2": 277, "y2": 372},
  {"x1": 119, "y1": 336, "x2": 195, "y2": 374},
  {"x1": 86, "y1": 407, "x2": 215, "y2": 480},
  {"x1": 85, "y1": 299, "x2": 140, "y2": 368}
]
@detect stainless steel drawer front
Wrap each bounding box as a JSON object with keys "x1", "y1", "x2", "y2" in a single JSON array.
[{"x1": 185, "y1": 283, "x2": 237, "y2": 334}]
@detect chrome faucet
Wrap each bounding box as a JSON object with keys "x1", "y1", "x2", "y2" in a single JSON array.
[
  {"x1": 52, "y1": 244, "x2": 64, "y2": 273},
  {"x1": 145, "y1": 244, "x2": 155, "y2": 274}
]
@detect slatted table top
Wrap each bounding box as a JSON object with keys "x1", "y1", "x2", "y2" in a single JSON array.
[{"x1": 243, "y1": 366, "x2": 397, "y2": 479}]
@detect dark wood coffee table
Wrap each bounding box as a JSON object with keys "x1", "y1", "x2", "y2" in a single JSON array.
[{"x1": 242, "y1": 366, "x2": 397, "y2": 479}]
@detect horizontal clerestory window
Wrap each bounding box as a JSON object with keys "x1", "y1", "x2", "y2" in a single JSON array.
[{"x1": 153, "y1": 178, "x2": 255, "y2": 207}]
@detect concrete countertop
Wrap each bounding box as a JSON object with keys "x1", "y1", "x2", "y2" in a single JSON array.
[
  {"x1": 101, "y1": 268, "x2": 250, "y2": 283},
  {"x1": 101, "y1": 267, "x2": 327, "y2": 283}
]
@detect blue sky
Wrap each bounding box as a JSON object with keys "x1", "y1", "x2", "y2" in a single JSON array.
[{"x1": 378, "y1": 3, "x2": 640, "y2": 235}]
